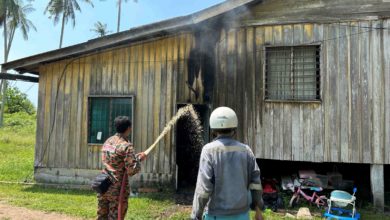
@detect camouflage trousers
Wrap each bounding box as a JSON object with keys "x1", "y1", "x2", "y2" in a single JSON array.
[{"x1": 97, "y1": 178, "x2": 130, "y2": 220}]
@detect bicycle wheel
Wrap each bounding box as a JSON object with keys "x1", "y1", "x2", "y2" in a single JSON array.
[
  {"x1": 289, "y1": 195, "x2": 299, "y2": 208},
  {"x1": 315, "y1": 196, "x2": 328, "y2": 209}
]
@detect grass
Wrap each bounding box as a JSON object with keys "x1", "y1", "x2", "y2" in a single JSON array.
[
  {"x1": 0, "y1": 112, "x2": 35, "y2": 182},
  {"x1": 0, "y1": 112, "x2": 390, "y2": 219},
  {"x1": 0, "y1": 184, "x2": 190, "y2": 219}
]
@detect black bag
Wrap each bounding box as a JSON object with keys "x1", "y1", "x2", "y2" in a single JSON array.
[{"x1": 91, "y1": 173, "x2": 112, "y2": 194}]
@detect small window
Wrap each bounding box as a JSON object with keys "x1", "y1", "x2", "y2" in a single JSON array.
[
  {"x1": 265, "y1": 46, "x2": 320, "y2": 101},
  {"x1": 88, "y1": 96, "x2": 134, "y2": 144}
]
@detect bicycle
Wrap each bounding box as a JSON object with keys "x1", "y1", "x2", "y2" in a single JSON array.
[{"x1": 288, "y1": 178, "x2": 328, "y2": 208}]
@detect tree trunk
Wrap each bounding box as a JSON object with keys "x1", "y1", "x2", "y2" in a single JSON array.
[
  {"x1": 6, "y1": 27, "x2": 15, "y2": 61},
  {"x1": 59, "y1": 12, "x2": 66, "y2": 48},
  {"x1": 0, "y1": 80, "x2": 3, "y2": 127},
  {"x1": 0, "y1": 80, "x2": 7, "y2": 127},
  {"x1": 0, "y1": 15, "x2": 8, "y2": 127},
  {"x1": 117, "y1": 0, "x2": 122, "y2": 33},
  {"x1": 3, "y1": 12, "x2": 8, "y2": 63}
]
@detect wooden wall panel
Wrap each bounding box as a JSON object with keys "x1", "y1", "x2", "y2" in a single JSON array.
[
  {"x1": 292, "y1": 24, "x2": 304, "y2": 162},
  {"x1": 80, "y1": 56, "x2": 90, "y2": 169},
  {"x1": 313, "y1": 24, "x2": 324, "y2": 163},
  {"x1": 371, "y1": 20, "x2": 385, "y2": 164},
  {"x1": 159, "y1": 38, "x2": 167, "y2": 174},
  {"x1": 237, "y1": 29, "x2": 247, "y2": 145},
  {"x1": 360, "y1": 21, "x2": 372, "y2": 164},
  {"x1": 339, "y1": 24, "x2": 350, "y2": 162},
  {"x1": 350, "y1": 22, "x2": 362, "y2": 163},
  {"x1": 42, "y1": 64, "x2": 53, "y2": 166},
  {"x1": 281, "y1": 25, "x2": 293, "y2": 161},
  {"x1": 214, "y1": 19, "x2": 389, "y2": 164},
  {"x1": 34, "y1": 17, "x2": 390, "y2": 187},
  {"x1": 48, "y1": 63, "x2": 57, "y2": 168},
  {"x1": 35, "y1": 34, "x2": 193, "y2": 184},
  {"x1": 252, "y1": 27, "x2": 262, "y2": 158},
  {"x1": 385, "y1": 19, "x2": 390, "y2": 164},
  {"x1": 263, "y1": 26, "x2": 274, "y2": 160},
  {"x1": 35, "y1": 65, "x2": 46, "y2": 167},
  {"x1": 325, "y1": 24, "x2": 339, "y2": 162}
]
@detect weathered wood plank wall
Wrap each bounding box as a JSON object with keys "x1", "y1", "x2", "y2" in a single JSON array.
[
  {"x1": 385, "y1": 19, "x2": 390, "y2": 164},
  {"x1": 33, "y1": 0, "x2": 390, "y2": 185},
  {"x1": 214, "y1": 19, "x2": 390, "y2": 164},
  {"x1": 36, "y1": 33, "x2": 194, "y2": 184}
]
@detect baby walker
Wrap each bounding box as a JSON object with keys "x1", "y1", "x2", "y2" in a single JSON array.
[{"x1": 323, "y1": 188, "x2": 360, "y2": 220}]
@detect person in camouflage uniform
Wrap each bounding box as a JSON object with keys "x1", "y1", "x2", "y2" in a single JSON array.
[{"x1": 97, "y1": 116, "x2": 146, "y2": 220}]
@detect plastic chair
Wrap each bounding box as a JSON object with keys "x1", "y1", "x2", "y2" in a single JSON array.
[{"x1": 323, "y1": 188, "x2": 360, "y2": 220}]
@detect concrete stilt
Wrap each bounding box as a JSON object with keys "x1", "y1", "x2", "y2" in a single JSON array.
[{"x1": 370, "y1": 164, "x2": 384, "y2": 212}]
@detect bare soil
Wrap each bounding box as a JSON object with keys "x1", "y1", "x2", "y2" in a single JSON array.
[{"x1": 0, "y1": 202, "x2": 84, "y2": 220}]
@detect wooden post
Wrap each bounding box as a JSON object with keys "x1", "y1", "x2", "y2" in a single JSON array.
[{"x1": 370, "y1": 164, "x2": 384, "y2": 212}]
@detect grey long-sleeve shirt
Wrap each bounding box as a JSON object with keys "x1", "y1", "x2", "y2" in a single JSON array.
[{"x1": 191, "y1": 136, "x2": 262, "y2": 219}]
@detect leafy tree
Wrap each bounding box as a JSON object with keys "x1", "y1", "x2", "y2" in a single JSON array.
[
  {"x1": 2, "y1": 85, "x2": 35, "y2": 115},
  {"x1": 0, "y1": 0, "x2": 36, "y2": 127},
  {"x1": 90, "y1": 21, "x2": 111, "y2": 37},
  {"x1": 44, "y1": 0, "x2": 94, "y2": 48}
]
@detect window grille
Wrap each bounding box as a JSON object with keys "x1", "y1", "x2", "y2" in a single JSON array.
[
  {"x1": 88, "y1": 97, "x2": 133, "y2": 144},
  {"x1": 265, "y1": 46, "x2": 320, "y2": 101}
]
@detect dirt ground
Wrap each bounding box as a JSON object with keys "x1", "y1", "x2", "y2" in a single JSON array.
[{"x1": 0, "y1": 202, "x2": 84, "y2": 220}]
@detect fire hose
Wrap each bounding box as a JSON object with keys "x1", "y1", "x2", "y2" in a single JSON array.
[{"x1": 118, "y1": 104, "x2": 195, "y2": 219}]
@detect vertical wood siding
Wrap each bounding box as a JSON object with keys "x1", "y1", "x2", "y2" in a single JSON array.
[
  {"x1": 34, "y1": 18, "x2": 390, "y2": 186},
  {"x1": 36, "y1": 34, "x2": 194, "y2": 184},
  {"x1": 214, "y1": 19, "x2": 390, "y2": 164}
]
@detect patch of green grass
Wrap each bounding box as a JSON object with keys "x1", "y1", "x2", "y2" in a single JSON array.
[
  {"x1": 0, "y1": 112, "x2": 36, "y2": 182},
  {"x1": 0, "y1": 184, "x2": 96, "y2": 218},
  {"x1": 0, "y1": 184, "x2": 189, "y2": 219}
]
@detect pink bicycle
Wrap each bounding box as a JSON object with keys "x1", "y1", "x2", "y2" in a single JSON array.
[{"x1": 288, "y1": 178, "x2": 328, "y2": 208}]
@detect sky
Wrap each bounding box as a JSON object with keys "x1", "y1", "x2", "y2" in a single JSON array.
[{"x1": 0, "y1": 0, "x2": 225, "y2": 107}]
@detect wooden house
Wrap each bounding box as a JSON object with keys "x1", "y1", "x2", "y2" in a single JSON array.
[{"x1": 2, "y1": 0, "x2": 390, "y2": 209}]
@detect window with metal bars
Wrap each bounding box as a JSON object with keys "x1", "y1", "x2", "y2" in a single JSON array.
[
  {"x1": 88, "y1": 96, "x2": 134, "y2": 144},
  {"x1": 265, "y1": 46, "x2": 321, "y2": 101}
]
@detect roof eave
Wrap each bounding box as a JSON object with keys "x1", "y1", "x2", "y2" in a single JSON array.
[
  {"x1": 2, "y1": 15, "x2": 193, "y2": 73},
  {"x1": 2, "y1": 0, "x2": 259, "y2": 74}
]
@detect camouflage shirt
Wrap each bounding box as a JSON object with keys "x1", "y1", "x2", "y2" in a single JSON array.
[{"x1": 101, "y1": 134, "x2": 140, "y2": 183}]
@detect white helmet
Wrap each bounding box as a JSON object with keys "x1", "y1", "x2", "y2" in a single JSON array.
[{"x1": 209, "y1": 107, "x2": 238, "y2": 129}]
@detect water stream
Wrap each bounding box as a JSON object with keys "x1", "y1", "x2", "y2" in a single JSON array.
[{"x1": 144, "y1": 104, "x2": 204, "y2": 155}]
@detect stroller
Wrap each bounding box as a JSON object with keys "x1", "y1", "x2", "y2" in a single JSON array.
[
  {"x1": 323, "y1": 188, "x2": 360, "y2": 220},
  {"x1": 261, "y1": 178, "x2": 284, "y2": 211}
]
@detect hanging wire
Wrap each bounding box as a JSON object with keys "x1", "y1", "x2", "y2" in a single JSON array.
[
  {"x1": 23, "y1": 84, "x2": 35, "y2": 94},
  {"x1": 36, "y1": 22, "x2": 387, "y2": 168},
  {"x1": 36, "y1": 57, "x2": 79, "y2": 167}
]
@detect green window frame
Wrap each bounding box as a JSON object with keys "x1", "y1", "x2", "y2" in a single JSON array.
[
  {"x1": 88, "y1": 96, "x2": 134, "y2": 144},
  {"x1": 264, "y1": 45, "x2": 321, "y2": 101}
]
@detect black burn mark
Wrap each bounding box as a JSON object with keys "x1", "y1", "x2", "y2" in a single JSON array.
[{"x1": 187, "y1": 27, "x2": 220, "y2": 103}]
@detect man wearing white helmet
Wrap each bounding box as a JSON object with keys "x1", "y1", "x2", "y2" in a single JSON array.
[{"x1": 191, "y1": 107, "x2": 263, "y2": 220}]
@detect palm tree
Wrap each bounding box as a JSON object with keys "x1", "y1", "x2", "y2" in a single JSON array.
[
  {"x1": 91, "y1": 21, "x2": 111, "y2": 37},
  {"x1": 116, "y1": 0, "x2": 137, "y2": 33},
  {"x1": 44, "y1": 0, "x2": 94, "y2": 48},
  {"x1": 6, "y1": 2, "x2": 36, "y2": 61},
  {"x1": 0, "y1": 0, "x2": 36, "y2": 127},
  {"x1": 0, "y1": 0, "x2": 17, "y2": 63}
]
